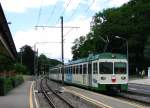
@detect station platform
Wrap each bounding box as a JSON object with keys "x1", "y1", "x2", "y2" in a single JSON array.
[
  {"x1": 129, "y1": 77, "x2": 150, "y2": 85},
  {"x1": 0, "y1": 81, "x2": 32, "y2": 108}
]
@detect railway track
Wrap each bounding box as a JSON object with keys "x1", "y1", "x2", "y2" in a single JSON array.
[
  {"x1": 117, "y1": 91, "x2": 150, "y2": 105},
  {"x1": 40, "y1": 78, "x2": 75, "y2": 108}
]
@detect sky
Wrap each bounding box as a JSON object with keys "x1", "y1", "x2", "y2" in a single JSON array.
[{"x1": 0, "y1": 0, "x2": 130, "y2": 62}]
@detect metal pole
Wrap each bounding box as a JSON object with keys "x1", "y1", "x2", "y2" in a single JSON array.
[{"x1": 61, "y1": 16, "x2": 64, "y2": 86}]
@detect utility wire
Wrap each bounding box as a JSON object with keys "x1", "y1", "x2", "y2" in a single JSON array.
[
  {"x1": 64, "y1": 28, "x2": 74, "y2": 37},
  {"x1": 36, "y1": 0, "x2": 44, "y2": 26},
  {"x1": 84, "y1": 0, "x2": 95, "y2": 14},
  {"x1": 67, "y1": 0, "x2": 82, "y2": 21},
  {"x1": 61, "y1": 0, "x2": 72, "y2": 16},
  {"x1": 55, "y1": 0, "x2": 72, "y2": 24},
  {"x1": 45, "y1": 3, "x2": 57, "y2": 26}
]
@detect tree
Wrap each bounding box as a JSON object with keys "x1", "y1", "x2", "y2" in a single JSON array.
[
  {"x1": 18, "y1": 45, "x2": 35, "y2": 75},
  {"x1": 71, "y1": 0, "x2": 150, "y2": 75},
  {"x1": 38, "y1": 54, "x2": 61, "y2": 75},
  {"x1": 13, "y1": 63, "x2": 28, "y2": 75}
]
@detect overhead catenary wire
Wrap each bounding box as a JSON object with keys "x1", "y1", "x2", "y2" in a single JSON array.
[
  {"x1": 67, "y1": 0, "x2": 82, "y2": 21},
  {"x1": 36, "y1": 0, "x2": 44, "y2": 26},
  {"x1": 64, "y1": 28, "x2": 74, "y2": 37},
  {"x1": 84, "y1": 0, "x2": 95, "y2": 14},
  {"x1": 45, "y1": 3, "x2": 57, "y2": 26},
  {"x1": 54, "y1": 0, "x2": 72, "y2": 24},
  {"x1": 61, "y1": 0, "x2": 72, "y2": 16}
]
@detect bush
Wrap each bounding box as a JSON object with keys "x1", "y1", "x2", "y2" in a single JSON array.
[
  {"x1": 14, "y1": 76, "x2": 24, "y2": 87},
  {"x1": 13, "y1": 63, "x2": 28, "y2": 75},
  {"x1": 10, "y1": 76, "x2": 24, "y2": 87},
  {"x1": 0, "y1": 76, "x2": 24, "y2": 96},
  {"x1": 0, "y1": 77, "x2": 13, "y2": 96}
]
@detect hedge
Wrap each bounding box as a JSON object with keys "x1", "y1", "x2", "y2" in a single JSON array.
[{"x1": 0, "y1": 76, "x2": 24, "y2": 96}]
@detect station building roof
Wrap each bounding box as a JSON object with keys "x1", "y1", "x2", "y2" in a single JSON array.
[{"x1": 0, "y1": 4, "x2": 17, "y2": 60}]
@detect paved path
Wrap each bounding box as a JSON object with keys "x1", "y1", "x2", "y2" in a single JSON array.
[
  {"x1": 0, "y1": 81, "x2": 32, "y2": 108},
  {"x1": 129, "y1": 78, "x2": 150, "y2": 85}
]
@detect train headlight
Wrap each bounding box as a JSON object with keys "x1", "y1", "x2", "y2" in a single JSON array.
[
  {"x1": 121, "y1": 76, "x2": 126, "y2": 80},
  {"x1": 101, "y1": 77, "x2": 106, "y2": 80}
]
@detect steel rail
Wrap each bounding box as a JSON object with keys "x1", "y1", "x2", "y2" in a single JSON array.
[
  {"x1": 40, "y1": 79, "x2": 56, "y2": 108},
  {"x1": 45, "y1": 78, "x2": 75, "y2": 108}
]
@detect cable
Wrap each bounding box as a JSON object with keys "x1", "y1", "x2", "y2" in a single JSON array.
[
  {"x1": 55, "y1": 0, "x2": 72, "y2": 24},
  {"x1": 84, "y1": 0, "x2": 95, "y2": 14},
  {"x1": 61, "y1": 0, "x2": 72, "y2": 16},
  {"x1": 36, "y1": 0, "x2": 44, "y2": 26},
  {"x1": 45, "y1": 3, "x2": 57, "y2": 25},
  {"x1": 64, "y1": 28, "x2": 74, "y2": 37},
  {"x1": 67, "y1": 0, "x2": 82, "y2": 21}
]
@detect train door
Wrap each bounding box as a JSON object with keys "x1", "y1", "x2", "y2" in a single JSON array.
[
  {"x1": 88, "y1": 62, "x2": 92, "y2": 86},
  {"x1": 92, "y1": 62, "x2": 98, "y2": 87},
  {"x1": 83, "y1": 64, "x2": 87, "y2": 85}
]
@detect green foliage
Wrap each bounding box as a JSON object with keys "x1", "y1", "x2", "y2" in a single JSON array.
[
  {"x1": 13, "y1": 63, "x2": 28, "y2": 75},
  {"x1": 0, "y1": 77, "x2": 13, "y2": 95},
  {"x1": 10, "y1": 76, "x2": 24, "y2": 87},
  {"x1": 18, "y1": 45, "x2": 35, "y2": 75},
  {"x1": 0, "y1": 54, "x2": 14, "y2": 72},
  {"x1": 38, "y1": 54, "x2": 61, "y2": 75},
  {"x1": 0, "y1": 76, "x2": 24, "y2": 96},
  {"x1": 72, "y1": 0, "x2": 150, "y2": 74}
]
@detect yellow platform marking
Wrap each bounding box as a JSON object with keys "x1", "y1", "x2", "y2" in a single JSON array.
[
  {"x1": 65, "y1": 89, "x2": 112, "y2": 108},
  {"x1": 65, "y1": 87, "x2": 144, "y2": 108},
  {"x1": 29, "y1": 82, "x2": 34, "y2": 108}
]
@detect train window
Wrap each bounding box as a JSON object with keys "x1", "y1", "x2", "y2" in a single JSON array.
[
  {"x1": 72, "y1": 66, "x2": 74, "y2": 74},
  {"x1": 74, "y1": 66, "x2": 76, "y2": 74},
  {"x1": 88, "y1": 63, "x2": 92, "y2": 74},
  {"x1": 78, "y1": 65, "x2": 80, "y2": 74},
  {"x1": 114, "y1": 62, "x2": 126, "y2": 74},
  {"x1": 66, "y1": 67, "x2": 69, "y2": 74},
  {"x1": 80, "y1": 65, "x2": 82, "y2": 74},
  {"x1": 75, "y1": 66, "x2": 78, "y2": 74},
  {"x1": 83, "y1": 64, "x2": 87, "y2": 74},
  {"x1": 93, "y1": 63, "x2": 98, "y2": 74},
  {"x1": 63, "y1": 67, "x2": 65, "y2": 74},
  {"x1": 99, "y1": 62, "x2": 113, "y2": 74},
  {"x1": 70, "y1": 67, "x2": 72, "y2": 74}
]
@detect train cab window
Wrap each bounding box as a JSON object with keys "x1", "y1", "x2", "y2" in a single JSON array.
[
  {"x1": 99, "y1": 62, "x2": 113, "y2": 74},
  {"x1": 80, "y1": 65, "x2": 82, "y2": 74},
  {"x1": 114, "y1": 62, "x2": 127, "y2": 74},
  {"x1": 83, "y1": 64, "x2": 87, "y2": 74},
  {"x1": 93, "y1": 63, "x2": 98, "y2": 74}
]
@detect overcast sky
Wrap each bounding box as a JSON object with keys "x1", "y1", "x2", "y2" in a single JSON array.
[{"x1": 0, "y1": 0, "x2": 130, "y2": 62}]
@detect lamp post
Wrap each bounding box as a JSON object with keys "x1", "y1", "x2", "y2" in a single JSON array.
[{"x1": 115, "y1": 36, "x2": 128, "y2": 60}]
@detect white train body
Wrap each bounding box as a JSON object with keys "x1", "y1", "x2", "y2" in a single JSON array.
[{"x1": 49, "y1": 53, "x2": 128, "y2": 91}]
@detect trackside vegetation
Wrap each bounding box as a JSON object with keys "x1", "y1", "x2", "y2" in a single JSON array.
[{"x1": 0, "y1": 55, "x2": 26, "y2": 95}]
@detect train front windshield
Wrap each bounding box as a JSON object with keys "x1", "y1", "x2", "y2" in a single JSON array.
[
  {"x1": 99, "y1": 62, "x2": 113, "y2": 74},
  {"x1": 114, "y1": 62, "x2": 127, "y2": 74}
]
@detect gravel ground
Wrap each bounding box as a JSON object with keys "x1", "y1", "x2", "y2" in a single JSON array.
[
  {"x1": 46, "y1": 79, "x2": 101, "y2": 108},
  {"x1": 34, "y1": 78, "x2": 52, "y2": 108}
]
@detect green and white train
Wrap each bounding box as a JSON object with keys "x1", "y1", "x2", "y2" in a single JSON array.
[{"x1": 49, "y1": 53, "x2": 128, "y2": 91}]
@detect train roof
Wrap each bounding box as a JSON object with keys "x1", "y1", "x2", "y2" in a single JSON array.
[{"x1": 67, "y1": 53, "x2": 127, "y2": 65}]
